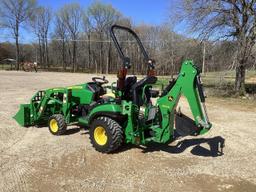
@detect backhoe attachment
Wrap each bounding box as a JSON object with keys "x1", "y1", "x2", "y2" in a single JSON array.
[{"x1": 155, "y1": 60, "x2": 212, "y2": 143}]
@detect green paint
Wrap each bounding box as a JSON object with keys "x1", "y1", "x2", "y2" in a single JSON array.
[{"x1": 14, "y1": 60, "x2": 212, "y2": 149}]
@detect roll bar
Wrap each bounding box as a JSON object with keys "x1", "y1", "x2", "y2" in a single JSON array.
[
  {"x1": 110, "y1": 25, "x2": 150, "y2": 68},
  {"x1": 110, "y1": 25, "x2": 156, "y2": 93}
]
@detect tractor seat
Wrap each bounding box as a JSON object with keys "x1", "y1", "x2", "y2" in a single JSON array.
[
  {"x1": 123, "y1": 76, "x2": 137, "y2": 100},
  {"x1": 131, "y1": 76, "x2": 158, "y2": 106}
]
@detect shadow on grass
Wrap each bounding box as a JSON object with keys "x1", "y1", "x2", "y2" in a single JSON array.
[{"x1": 246, "y1": 83, "x2": 256, "y2": 94}]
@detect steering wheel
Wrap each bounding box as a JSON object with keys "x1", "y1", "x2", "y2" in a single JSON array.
[{"x1": 92, "y1": 76, "x2": 109, "y2": 85}]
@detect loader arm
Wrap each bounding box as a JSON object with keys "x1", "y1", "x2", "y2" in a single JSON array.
[{"x1": 156, "y1": 60, "x2": 211, "y2": 143}]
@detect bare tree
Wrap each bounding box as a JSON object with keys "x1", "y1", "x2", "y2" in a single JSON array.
[
  {"x1": 58, "y1": 3, "x2": 82, "y2": 72},
  {"x1": 82, "y1": 14, "x2": 92, "y2": 70},
  {"x1": 54, "y1": 14, "x2": 68, "y2": 70},
  {"x1": 179, "y1": 0, "x2": 256, "y2": 94},
  {"x1": 0, "y1": 0, "x2": 36, "y2": 70},
  {"x1": 30, "y1": 6, "x2": 51, "y2": 68},
  {"x1": 87, "y1": 1, "x2": 121, "y2": 73}
]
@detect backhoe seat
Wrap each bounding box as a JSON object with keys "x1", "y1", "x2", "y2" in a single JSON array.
[
  {"x1": 122, "y1": 76, "x2": 137, "y2": 100},
  {"x1": 131, "y1": 76, "x2": 157, "y2": 106}
]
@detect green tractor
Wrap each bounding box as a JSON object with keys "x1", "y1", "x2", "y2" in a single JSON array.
[{"x1": 14, "y1": 25, "x2": 212, "y2": 153}]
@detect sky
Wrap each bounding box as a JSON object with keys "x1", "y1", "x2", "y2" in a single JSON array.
[
  {"x1": 38, "y1": 0, "x2": 174, "y2": 25},
  {"x1": 1, "y1": 0, "x2": 181, "y2": 43}
]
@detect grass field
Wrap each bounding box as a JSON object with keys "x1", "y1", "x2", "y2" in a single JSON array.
[
  {"x1": 157, "y1": 70, "x2": 256, "y2": 99},
  {"x1": 0, "y1": 64, "x2": 13, "y2": 70}
]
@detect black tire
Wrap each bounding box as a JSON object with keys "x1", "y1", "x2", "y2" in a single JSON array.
[
  {"x1": 89, "y1": 116, "x2": 123, "y2": 153},
  {"x1": 48, "y1": 114, "x2": 67, "y2": 135}
]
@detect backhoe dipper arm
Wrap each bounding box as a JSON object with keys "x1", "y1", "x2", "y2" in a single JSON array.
[{"x1": 156, "y1": 60, "x2": 211, "y2": 143}]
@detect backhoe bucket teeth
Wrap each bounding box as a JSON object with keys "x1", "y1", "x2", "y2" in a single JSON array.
[{"x1": 13, "y1": 104, "x2": 32, "y2": 127}]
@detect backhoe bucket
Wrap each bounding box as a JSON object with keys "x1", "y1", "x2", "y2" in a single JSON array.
[
  {"x1": 13, "y1": 104, "x2": 32, "y2": 127},
  {"x1": 175, "y1": 113, "x2": 199, "y2": 137}
]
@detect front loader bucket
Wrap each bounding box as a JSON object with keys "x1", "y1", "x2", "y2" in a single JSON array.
[{"x1": 13, "y1": 104, "x2": 32, "y2": 127}]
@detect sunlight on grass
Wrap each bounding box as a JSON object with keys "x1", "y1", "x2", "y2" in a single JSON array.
[{"x1": 158, "y1": 70, "x2": 256, "y2": 99}]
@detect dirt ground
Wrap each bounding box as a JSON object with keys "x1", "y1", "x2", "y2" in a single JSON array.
[{"x1": 0, "y1": 70, "x2": 256, "y2": 192}]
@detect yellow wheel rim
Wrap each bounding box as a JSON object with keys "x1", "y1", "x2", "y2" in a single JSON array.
[
  {"x1": 50, "y1": 119, "x2": 58, "y2": 133},
  {"x1": 94, "y1": 126, "x2": 107, "y2": 145}
]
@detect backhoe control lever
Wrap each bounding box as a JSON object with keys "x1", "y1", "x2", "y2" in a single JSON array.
[{"x1": 196, "y1": 75, "x2": 206, "y2": 103}]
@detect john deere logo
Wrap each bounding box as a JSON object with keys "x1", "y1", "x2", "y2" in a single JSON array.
[{"x1": 168, "y1": 96, "x2": 174, "y2": 101}]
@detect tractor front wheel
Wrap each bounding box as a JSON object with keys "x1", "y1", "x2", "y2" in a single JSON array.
[
  {"x1": 89, "y1": 117, "x2": 123, "y2": 153},
  {"x1": 48, "y1": 114, "x2": 67, "y2": 135}
]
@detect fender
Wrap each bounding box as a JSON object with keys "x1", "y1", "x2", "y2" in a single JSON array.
[{"x1": 88, "y1": 103, "x2": 127, "y2": 124}]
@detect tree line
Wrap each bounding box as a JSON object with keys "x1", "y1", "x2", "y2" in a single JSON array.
[{"x1": 0, "y1": 0, "x2": 255, "y2": 94}]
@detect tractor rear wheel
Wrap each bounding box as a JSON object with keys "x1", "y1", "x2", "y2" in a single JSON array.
[
  {"x1": 89, "y1": 117, "x2": 123, "y2": 153},
  {"x1": 48, "y1": 114, "x2": 67, "y2": 135}
]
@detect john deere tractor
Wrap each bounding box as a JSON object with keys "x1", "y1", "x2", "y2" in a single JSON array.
[{"x1": 14, "y1": 25, "x2": 212, "y2": 153}]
